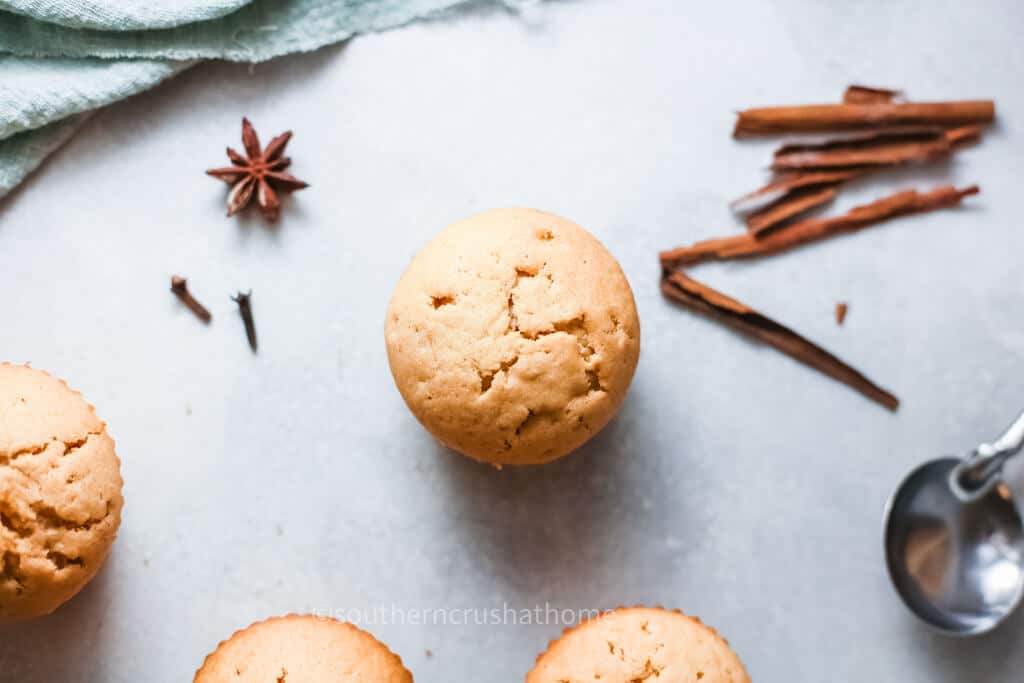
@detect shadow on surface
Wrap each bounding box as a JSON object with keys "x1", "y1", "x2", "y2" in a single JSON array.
[
  {"x1": 0, "y1": 559, "x2": 118, "y2": 681},
  {"x1": 910, "y1": 602, "x2": 1024, "y2": 681},
  {"x1": 432, "y1": 374, "x2": 701, "y2": 599}
]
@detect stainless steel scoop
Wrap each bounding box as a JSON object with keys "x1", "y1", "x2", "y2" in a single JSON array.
[{"x1": 884, "y1": 410, "x2": 1024, "y2": 635}]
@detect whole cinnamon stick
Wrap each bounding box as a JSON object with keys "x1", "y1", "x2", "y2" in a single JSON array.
[
  {"x1": 661, "y1": 271, "x2": 898, "y2": 411},
  {"x1": 661, "y1": 185, "x2": 979, "y2": 268},
  {"x1": 734, "y1": 101, "x2": 994, "y2": 137},
  {"x1": 746, "y1": 185, "x2": 838, "y2": 234},
  {"x1": 843, "y1": 85, "x2": 901, "y2": 104}
]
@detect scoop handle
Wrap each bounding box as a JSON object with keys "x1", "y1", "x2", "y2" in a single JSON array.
[
  {"x1": 985, "y1": 410, "x2": 1024, "y2": 460},
  {"x1": 953, "y1": 410, "x2": 1024, "y2": 499}
]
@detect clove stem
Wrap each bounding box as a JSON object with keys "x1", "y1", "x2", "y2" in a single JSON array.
[
  {"x1": 170, "y1": 276, "x2": 212, "y2": 323},
  {"x1": 231, "y1": 290, "x2": 258, "y2": 353}
]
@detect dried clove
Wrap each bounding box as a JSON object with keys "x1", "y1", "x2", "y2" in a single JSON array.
[
  {"x1": 231, "y1": 290, "x2": 258, "y2": 353},
  {"x1": 170, "y1": 275, "x2": 212, "y2": 323}
]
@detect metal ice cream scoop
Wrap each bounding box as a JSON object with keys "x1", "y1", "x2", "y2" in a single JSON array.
[{"x1": 884, "y1": 410, "x2": 1024, "y2": 635}]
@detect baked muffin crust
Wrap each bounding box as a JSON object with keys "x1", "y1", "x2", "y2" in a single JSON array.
[
  {"x1": 386, "y1": 208, "x2": 640, "y2": 465},
  {"x1": 0, "y1": 363, "x2": 123, "y2": 622}
]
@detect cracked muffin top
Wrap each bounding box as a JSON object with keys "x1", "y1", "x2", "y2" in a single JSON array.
[
  {"x1": 0, "y1": 363, "x2": 123, "y2": 622},
  {"x1": 527, "y1": 607, "x2": 751, "y2": 683},
  {"x1": 193, "y1": 614, "x2": 414, "y2": 683},
  {"x1": 385, "y1": 208, "x2": 640, "y2": 466}
]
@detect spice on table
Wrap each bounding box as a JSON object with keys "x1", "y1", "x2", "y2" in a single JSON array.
[
  {"x1": 206, "y1": 118, "x2": 309, "y2": 221},
  {"x1": 946, "y1": 124, "x2": 985, "y2": 147},
  {"x1": 232, "y1": 290, "x2": 258, "y2": 353},
  {"x1": 745, "y1": 185, "x2": 837, "y2": 235},
  {"x1": 731, "y1": 169, "x2": 864, "y2": 215},
  {"x1": 661, "y1": 271, "x2": 898, "y2": 411},
  {"x1": 663, "y1": 86, "x2": 992, "y2": 410},
  {"x1": 842, "y1": 85, "x2": 902, "y2": 104},
  {"x1": 170, "y1": 275, "x2": 212, "y2": 323},
  {"x1": 733, "y1": 128, "x2": 979, "y2": 222},
  {"x1": 767, "y1": 125, "x2": 983, "y2": 173},
  {"x1": 660, "y1": 185, "x2": 979, "y2": 269},
  {"x1": 770, "y1": 129, "x2": 953, "y2": 171},
  {"x1": 733, "y1": 100, "x2": 995, "y2": 137}
]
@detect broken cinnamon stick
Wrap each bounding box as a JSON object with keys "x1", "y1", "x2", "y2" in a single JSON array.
[
  {"x1": 731, "y1": 169, "x2": 864, "y2": 215},
  {"x1": 661, "y1": 185, "x2": 979, "y2": 269},
  {"x1": 843, "y1": 85, "x2": 901, "y2": 105},
  {"x1": 835, "y1": 302, "x2": 849, "y2": 325},
  {"x1": 661, "y1": 271, "x2": 898, "y2": 410},
  {"x1": 773, "y1": 125, "x2": 948, "y2": 150},
  {"x1": 734, "y1": 100, "x2": 994, "y2": 137},
  {"x1": 746, "y1": 185, "x2": 838, "y2": 234},
  {"x1": 772, "y1": 125, "x2": 982, "y2": 156},
  {"x1": 735, "y1": 126, "x2": 981, "y2": 213},
  {"x1": 771, "y1": 132, "x2": 952, "y2": 171},
  {"x1": 946, "y1": 124, "x2": 984, "y2": 147}
]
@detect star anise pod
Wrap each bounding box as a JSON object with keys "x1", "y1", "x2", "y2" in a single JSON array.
[{"x1": 206, "y1": 117, "x2": 309, "y2": 221}]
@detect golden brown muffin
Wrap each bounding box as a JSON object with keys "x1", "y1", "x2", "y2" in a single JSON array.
[
  {"x1": 527, "y1": 607, "x2": 751, "y2": 683},
  {"x1": 385, "y1": 208, "x2": 640, "y2": 465},
  {"x1": 0, "y1": 363, "x2": 124, "y2": 622},
  {"x1": 193, "y1": 614, "x2": 414, "y2": 682}
]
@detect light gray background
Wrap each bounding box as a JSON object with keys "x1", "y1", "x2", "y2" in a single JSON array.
[{"x1": 2, "y1": 0, "x2": 1023, "y2": 680}]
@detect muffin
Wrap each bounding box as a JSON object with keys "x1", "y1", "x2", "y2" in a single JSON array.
[
  {"x1": 527, "y1": 606, "x2": 751, "y2": 683},
  {"x1": 0, "y1": 363, "x2": 124, "y2": 622},
  {"x1": 194, "y1": 614, "x2": 414, "y2": 682},
  {"x1": 385, "y1": 208, "x2": 640, "y2": 466}
]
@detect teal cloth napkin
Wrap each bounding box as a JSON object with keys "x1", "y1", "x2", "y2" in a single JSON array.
[
  {"x1": 0, "y1": 0, "x2": 532, "y2": 199},
  {"x1": 0, "y1": 0, "x2": 251, "y2": 31}
]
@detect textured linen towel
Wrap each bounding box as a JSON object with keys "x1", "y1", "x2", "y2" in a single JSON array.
[
  {"x1": 0, "y1": 0, "x2": 537, "y2": 199},
  {"x1": 0, "y1": 0, "x2": 252, "y2": 31}
]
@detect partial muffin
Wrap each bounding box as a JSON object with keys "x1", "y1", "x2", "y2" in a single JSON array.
[
  {"x1": 194, "y1": 614, "x2": 414, "y2": 682},
  {"x1": 527, "y1": 606, "x2": 751, "y2": 683},
  {"x1": 0, "y1": 363, "x2": 124, "y2": 622},
  {"x1": 385, "y1": 208, "x2": 640, "y2": 466}
]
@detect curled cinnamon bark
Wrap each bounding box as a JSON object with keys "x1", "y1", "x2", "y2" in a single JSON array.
[
  {"x1": 660, "y1": 271, "x2": 898, "y2": 411},
  {"x1": 843, "y1": 85, "x2": 901, "y2": 104},
  {"x1": 774, "y1": 125, "x2": 946, "y2": 149},
  {"x1": 734, "y1": 100, "x2": 994, "y2": 137},
  {"x1": 734, "y1": 126, "x2": 982, "y2": 213},
  {"x1": 771, "y1": 130, "x2": 952, "y2": 170},
  {"x1": 731, "y1": 169, "x2": 863, "y2": 215},
  {"x1": 946, "y1": 124, "x2": 984, "y2": 147},
  {"x1": 661, "y1": 185, "x2": 979, "y2": 269},
  {"x1": 746, "y1": 185, "x2": 837, "y2": 234}
]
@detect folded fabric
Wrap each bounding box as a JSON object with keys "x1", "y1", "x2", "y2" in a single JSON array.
[
  {"x1": 0, "y1": 114, "x2": 88, "y2": 198},
  {"x1": 0, "y1": 0, "x2": 518, "y2": 62},
  {"x1": 0, "y1": 0, "x2": 536, "y2": 200},
  {"x1": 0, "y1": 57, "x2": 191, "y2": 140},
  {"x1": 0, "y1": 0, "x2": 251, "y2": 31}
]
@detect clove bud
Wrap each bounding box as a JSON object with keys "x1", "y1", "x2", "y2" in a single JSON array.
[{"x1": 171, "y1": 275, "x2": 212, "y2": 323}]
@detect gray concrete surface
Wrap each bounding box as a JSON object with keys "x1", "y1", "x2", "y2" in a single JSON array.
[{"x1": 1, "y1": 0, "x2": 1023, "y2": 680}]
